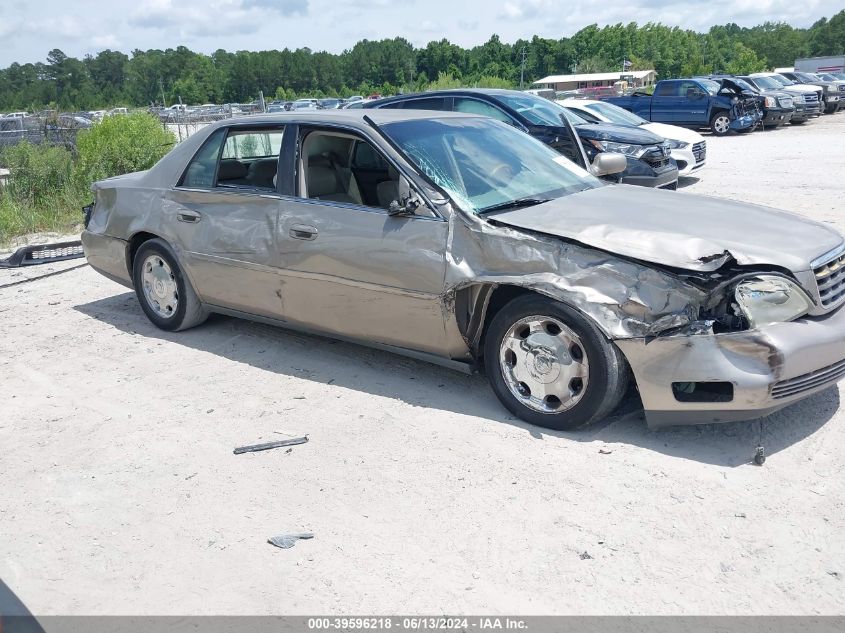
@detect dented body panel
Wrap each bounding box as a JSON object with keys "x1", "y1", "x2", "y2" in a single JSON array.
[
  {"x1": 82, "y1": 110, "x2": 845, "y2": 427},
  {"x1": 617, "y1": 304, "x2": 845, "y2": 426}
]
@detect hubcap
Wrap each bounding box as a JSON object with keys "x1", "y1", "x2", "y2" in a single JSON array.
[
  {"x1": 499, "y1": 315, "x2": 590, "y2": 414},
  {"x1": 714, "y1": 116, "x2": 729, "y2": 133},
  {"x1": 141, "y1": 255, "x2": 178, "y2": 318}
]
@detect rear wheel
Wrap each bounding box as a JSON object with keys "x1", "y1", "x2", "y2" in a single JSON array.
[
  {"x1": 132, "y1": 238, "x2": 207, "y2": 331},
  {"x1": 709, "y1": 111, "x2": 731, "y2": 136},
  {"x1": 483, "y1": 295, "x2": 629, "y2": 431}
]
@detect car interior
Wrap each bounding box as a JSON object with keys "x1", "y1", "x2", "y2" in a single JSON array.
[
  {"x1": 300, "y1": 131, "x2": 403, "y2": 209},
  {"x1": 215, "y1": 129, "x2": 284, "y2": 190}
]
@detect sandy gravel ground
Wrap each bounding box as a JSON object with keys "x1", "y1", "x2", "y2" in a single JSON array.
[{"x1": 1, "y1": 114, "x2": 844, "y2": 616}]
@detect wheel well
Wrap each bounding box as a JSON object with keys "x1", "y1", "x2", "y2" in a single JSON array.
[
  {"x1": 126, "y1": 231, "x2": 160, "y2": 277},
  {"x1": 478, "y1": 285, "x2": 535, "y2": 353}
]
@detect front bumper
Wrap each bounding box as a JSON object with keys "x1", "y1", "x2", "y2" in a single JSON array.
[
  {"x1": 670, "y1": 145, "x2": 706, "y2": 177},
  {"x1": 615, "y1": 305, "x2": 845, "y2": 428},
  {"x1": 618, "y1": 156, "x2": 679, "y2": 188},
  {"x1": 805, "y1": 102, "x2": 822, "y2": 116},
  {"x1": 729, "y1": 113, "x2": 758, "y2": 132},
  {"x1": 762, "y1": 108, "x2": 794, "y2": 127}
]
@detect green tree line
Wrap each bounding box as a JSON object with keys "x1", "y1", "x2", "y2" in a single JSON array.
[{"x1": 1, "y1": 10, "x2": 844, "y2": 111}]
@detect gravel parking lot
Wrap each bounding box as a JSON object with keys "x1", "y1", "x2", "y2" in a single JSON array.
[{"x1": 2, "y1": 115, "x2": 844, "y2": 616}]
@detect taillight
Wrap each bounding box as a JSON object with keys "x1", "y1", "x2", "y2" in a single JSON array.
[{"x1": 82, "y1": 201, "x2": 94, "y2": 228}]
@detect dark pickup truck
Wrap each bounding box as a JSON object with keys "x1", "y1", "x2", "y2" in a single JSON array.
[{"x1": 602, "y1": 78, "x2": 762, "y2": 136}]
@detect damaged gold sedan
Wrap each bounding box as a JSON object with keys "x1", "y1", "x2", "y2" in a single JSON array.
[{"x1": 82, "y1": 110, "x2": 845, "y2": 430}]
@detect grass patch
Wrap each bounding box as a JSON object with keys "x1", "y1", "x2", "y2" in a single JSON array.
[
  {"x1": 0, "y1": 113, "x2": 174, "y2": 246},
  {"x1": 0, "y1": 190, "x2": 87, "y2": 246}
]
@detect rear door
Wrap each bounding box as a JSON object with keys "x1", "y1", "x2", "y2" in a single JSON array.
[{"x1": 167, "y1": 125, "x2": 289, "y2": 318}]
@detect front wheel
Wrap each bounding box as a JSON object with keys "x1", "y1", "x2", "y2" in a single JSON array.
[
  {"x1": 132, "y1": 238, "x2": 208, "y2": 331},
  {"x1": 483, "y1": 295, "x2": 629, "y2": 431},
  {"x1": 710, "y1": 111, "x2": 731, "y2": 136}
]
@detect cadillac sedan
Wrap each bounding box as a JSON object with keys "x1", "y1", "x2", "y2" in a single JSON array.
[{"x1": 82, "y1": 110, "x2": 845, "y2": 430}]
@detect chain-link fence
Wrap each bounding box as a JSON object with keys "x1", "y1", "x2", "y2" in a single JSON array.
[
  {"x1": 0, "y1": 115, "x2": 89, "y2": 150},
  {"x1": 155, "y1": 104, "x2": 267, "y2": 143}
]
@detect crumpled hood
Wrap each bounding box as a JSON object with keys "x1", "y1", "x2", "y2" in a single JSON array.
[{"x1": 488, "y1": 185, "x2": 842, "y2": 272}]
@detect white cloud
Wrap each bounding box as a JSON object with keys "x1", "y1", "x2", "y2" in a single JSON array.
[
  {"x1": 92, "y1": 34, "x2": 120, "y2": 49},
  {"x1": 501, "y1": 0, "x2": 554, "y2": 20}
]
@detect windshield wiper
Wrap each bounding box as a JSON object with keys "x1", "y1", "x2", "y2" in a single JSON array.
[{"x1": 479, "y1": 197, "x2": 551, "y2": 214}]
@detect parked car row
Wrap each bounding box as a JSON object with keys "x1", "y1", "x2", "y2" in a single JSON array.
[
  {"x1": 354, "y1": 88, "x2": 701, "y2": 189},
  {"x1": 267, "y1": 96, "x2": 365, "y2": 112},
  {"x1": 0, "y1": 112, "x2": 93, "y2": 148},
  {"x1": 601, "y1": 73, "x2": 842, "y2": 138}
]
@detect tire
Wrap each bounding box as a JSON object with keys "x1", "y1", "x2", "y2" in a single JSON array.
[
  {"x1": 483, "y1": 295, "x2": 629, "y2": 431},
  {"x1": 791, "y1": 118, "x2": 806, "y2": 125},
  {"x1": 132, "y1": 238, "x2": 208, "y2": 332},
  {"x1": 709, "y1": 111, "x2": 731, "y2": 136}
]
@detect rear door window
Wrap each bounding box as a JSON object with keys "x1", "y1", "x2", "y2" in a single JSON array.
[
  {"x1": 654, "y1": 82, "x2": 678, "y2": 97},
  {"x1": 178, "y1": 128, "x2": 227, "y2": 188},
  {"x1": 179, "y1": 127, "x2": 285, "y2": 190},
  {"x1": 217, "y1": 128, "x2": 284, "y2": 190}
]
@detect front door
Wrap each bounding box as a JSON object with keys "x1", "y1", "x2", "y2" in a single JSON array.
[{"x1": 274, "y1": 127, "x2": 451, "y2": 356}]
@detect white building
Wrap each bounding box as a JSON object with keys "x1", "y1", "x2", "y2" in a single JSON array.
[{"x1": 533, "y1": 70, "x2": 657, "y2": 93}]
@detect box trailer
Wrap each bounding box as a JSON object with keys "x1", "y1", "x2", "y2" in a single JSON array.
[{"x1": 795, "y1": 56, "x2": 845, "y2": 74}]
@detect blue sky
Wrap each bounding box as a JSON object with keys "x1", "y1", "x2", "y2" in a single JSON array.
[{"x1": 0, "y1": 0, "x2": 842, "y2": 67}]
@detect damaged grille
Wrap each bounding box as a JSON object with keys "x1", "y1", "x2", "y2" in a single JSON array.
[
  {"x1": 771, "y1": 358, "x2": 845, "y2": 400},
  {"x1": 643, "y1": 144, "x2": 672, "y2": 169},
  {"x1": 813, "y1": 247, "x2": 845, "y2": 309},
  {"x1": 737, "y1": 98, "x2": 760, "y2": 118},
  {"x1": 692, "y1": 141, "x2": 706, "y2": 164}
]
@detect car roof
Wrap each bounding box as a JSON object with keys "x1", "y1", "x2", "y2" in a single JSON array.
[
  {"x1": 561, "y1": 98, "x2": 601, "y2": 106},
  {"x1": 202, "y1": 109, "x2": 478, "y2": 130},
  {"x1": 366, "y1": 88, "x2": 530, "y2": 105}
]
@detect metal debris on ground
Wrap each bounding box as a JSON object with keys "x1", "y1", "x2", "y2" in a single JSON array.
[
  {"x1": 233, "y1": 435, "x2": 308, "y2": 454},
  {"x1": 754, "y1": 419, "x2": 766, "y2": 466},
  {"x1": 268, "y1": 533, "x2": 315, "y2": 549},
  {"x1": 598, "y1": 448, "x2": 613, "y2": 454},
  {"x1": 579, "y1": 551, "x2": 593, "y2": 560}
]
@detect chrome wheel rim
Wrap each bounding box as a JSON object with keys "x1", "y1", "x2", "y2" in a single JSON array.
[
  {"x1": 499, "y1": 315, "x2": 590, "y2": 415},
  {"x1": 141, "y1": 254, "x2": 178, "y2": 318},
  {"x1": 714, "y1": 116, "x2": 730, "y2": 134}
]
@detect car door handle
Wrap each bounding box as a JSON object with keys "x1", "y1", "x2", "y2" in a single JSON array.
[
  {"x1": 177, "y1": 210, "x2": 202, "y2": 223},
  {"x1": 290, "y1": 224, "x2": 318, "y2": 241}
]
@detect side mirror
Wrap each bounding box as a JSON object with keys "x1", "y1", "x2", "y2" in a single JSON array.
[
  {"x1": 388, "y1": 195, "x2": 423, "y2": 216},
  {"x1": 386, "y1": 176, "x2": 423, "y2": 216},
  {"x1": 591, "y1": 153, "x2": 627, "y2": 177}
]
